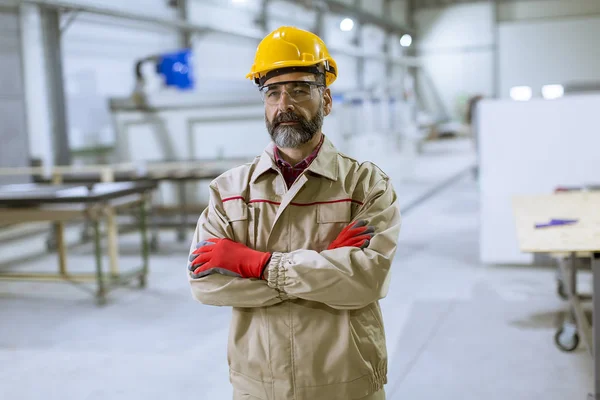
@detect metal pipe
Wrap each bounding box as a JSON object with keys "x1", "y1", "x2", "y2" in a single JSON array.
[
  {"x1": 333, "y1": 47, "x2": 421, "y2": 67},
  {"x1": 0, "y1": 273, "x2": 99, "y2": 282}
]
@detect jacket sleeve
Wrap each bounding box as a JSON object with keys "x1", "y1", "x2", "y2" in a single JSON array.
[
  {"x1": 264, "y1": 177, "x2": 401, "y2": 310},
  {"x1": 188, "y1": 183, "x2": 284, "y2": 308}
]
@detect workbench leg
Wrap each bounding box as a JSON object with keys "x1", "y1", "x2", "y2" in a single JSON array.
[
  {"x1": 556, "y1": 256, "x2": 581, "y2": 353},
  {"x1": 105, "y1": 208, "x2": 120, "y2": 277},
  {"x1": 55, "y1": 222, "x2": 67, "y2": 275},
  {"x1": 591, "y1": 253, "x2": 600, "y2": 400},
  {"x1": 570, "y1": 253, "x2": 578, "y2": 297},
  {"x1": 45, "y1": 223, "x2": 58, "y2": 252},
  {"x1": 93, "y1": 219, "x2": 106, "y2": 305},
  {"x1": 139, "y1": 200, "x2": 149, "y2": 288}
]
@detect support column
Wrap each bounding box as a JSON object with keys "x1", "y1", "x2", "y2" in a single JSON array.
[
  {"x1": 314, "y1": 4, "x2": 325, "y2": 39},
  {"x1": 383, "y1": 0, "x2": 394, "y2": 83},
  {"x1": 492, "y1": 0, "x2": 500, "y2": 99},
  {"x1": 354, "y1": 0, "x2": 364, "y2": 90},
  {"x1": 256, "y1": 0, "x2": 270, "y2": 35},
  {"x1": 40, "y1": 6, "x2": 71, "y2": 166},
  {"x1": 177, "y1": 0, "x2": 192, "y2": 48},
  {"x1": 406, "y1": 0, "x2": 419, "y2": 121}
]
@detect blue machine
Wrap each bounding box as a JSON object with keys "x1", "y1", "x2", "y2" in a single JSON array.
[{"x1": 156, "y1": 49, "x2": 194, "y2": 91}]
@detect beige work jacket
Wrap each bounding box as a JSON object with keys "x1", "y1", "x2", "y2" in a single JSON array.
[{"x1": 188, "y1": 135, "x2": 401, "y2": 400}]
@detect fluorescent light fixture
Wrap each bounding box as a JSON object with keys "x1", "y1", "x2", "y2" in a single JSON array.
[
  {"x1": 340, "y1": 18, "x2": 354, "y2": 32},
  {"x1": 231, "y1": 0, "x2": 246, "y2": 3},
  {"x1": 400, "y1": 34, "x2": 412, "y2": 47},
  {"x1": 510, "y1": 86, "x2": 532, "y2": 101},
  {"x1": 542, "y1": 84, "x2": 564, "y2": 100}
]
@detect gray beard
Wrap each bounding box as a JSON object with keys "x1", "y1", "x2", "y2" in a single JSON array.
[{"x1": 266, "y1": 104, "x2": 324, "y2": 149}]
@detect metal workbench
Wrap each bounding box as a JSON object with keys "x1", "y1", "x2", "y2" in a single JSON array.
[
  {"x1": 512, "y1": 190, "x2": 600, "y2": 399},
  {"x1": 0, "y1": 159, "x2": 251, "y2": 249},
  {"x1": 0, "y1": 181, "x2": 157, "y2": 304}
]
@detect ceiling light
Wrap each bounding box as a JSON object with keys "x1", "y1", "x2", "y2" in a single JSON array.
[
  {"x1": 542, "y1": 84, "x2": 564, "y2": 100},
  {"x1": 510, "y1": 86, "x2": 532, "y2": 101},
  {"x1": 340, "y1": 18, "x2": 354, "y2": 32},
  {"x1": 400, "y1": 34, "x2": 412, "y2": 47}
]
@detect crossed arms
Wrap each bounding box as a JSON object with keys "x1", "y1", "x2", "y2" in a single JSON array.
[{"x1": 187, "y1": 178, "x2": 401, "y2": 310}]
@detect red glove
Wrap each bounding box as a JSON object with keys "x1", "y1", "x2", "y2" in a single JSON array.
[
  {"x1": 327, "y1": 220, "x2": 375, "y2": 250},
  {"x1": 188, "y1": 238, "x2": 272, "y2": 279}
]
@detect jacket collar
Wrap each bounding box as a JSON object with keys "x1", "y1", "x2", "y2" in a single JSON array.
[
  {"x1": 250, "y1": 134, "x2": 338, "y2": 184},
  {"x1": 306, "y1": 135, "x2": 338, "y2": 181}
]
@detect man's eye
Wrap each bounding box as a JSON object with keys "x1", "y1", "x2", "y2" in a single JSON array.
[
  {"x1": 293, "y1": 88, "x2": 310, "y2": 95},
  {"x1": 267, "y1": 91, "x2": 280, "y2": 98}
]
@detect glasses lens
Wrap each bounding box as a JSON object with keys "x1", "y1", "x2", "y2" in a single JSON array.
[
  {"x1": 260, "y1": 82, "x2": 316, "y2": 105},
  {"x1": 261, "y1": 86, "x2": 282, "y2": 104}
]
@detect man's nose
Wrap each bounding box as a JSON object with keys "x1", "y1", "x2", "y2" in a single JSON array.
[{"x1": 277, "y1": 91, "x2": 295, "y2": 112}]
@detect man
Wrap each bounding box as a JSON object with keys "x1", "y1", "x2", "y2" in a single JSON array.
[{"x1": 187, "y1": 26, "x2": 401, "y2": 400}]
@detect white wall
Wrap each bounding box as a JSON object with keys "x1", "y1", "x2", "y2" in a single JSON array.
[
  {"x1": 414, "y1": 0, "x2": 600, "y2": 120},
  {"x1": 498, "y1": 16, "x2": 600, "y2": 100},
  {"x1": 498, "y1": 0, "x2": 600, "y2": 22},
  {"x1": 415, "y1": 2, "x2": 495, "y2": 121}
]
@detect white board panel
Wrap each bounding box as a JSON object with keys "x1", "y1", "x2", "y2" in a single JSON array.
[{"x1": 478, "y1": 94, "x2": 600, "y2": 264}]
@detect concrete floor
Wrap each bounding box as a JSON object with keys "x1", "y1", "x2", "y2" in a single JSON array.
[{"x1": 0, "y1": 138, "x2": 593, "y2": 399}]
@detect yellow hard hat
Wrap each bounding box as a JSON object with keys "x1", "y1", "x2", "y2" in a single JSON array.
[{"x1": 246, "y1": 26, "x2": 337, "y2": 87}]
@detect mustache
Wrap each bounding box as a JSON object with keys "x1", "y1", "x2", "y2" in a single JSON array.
[{"x1": 273, "y1": 112, "x2": 303, "y2": 127}]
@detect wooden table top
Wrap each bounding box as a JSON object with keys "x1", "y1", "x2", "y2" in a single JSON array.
[{"x1": 512, "y1": 191, "x2": 600, "y2": 253}]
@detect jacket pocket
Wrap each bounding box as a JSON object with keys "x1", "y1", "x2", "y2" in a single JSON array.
[
  {"x1": 349, "y1": 303, "x2": 387, "y2": 369},
  {"x1": 317, "y1": 201, "x2": 352, "y2": 223},
  {"x1": 316, "y1": 201, "x2": 352, "y2": 249},
  {"x1": 223, "y1": 199, "x2": 248, "y2": 245}
]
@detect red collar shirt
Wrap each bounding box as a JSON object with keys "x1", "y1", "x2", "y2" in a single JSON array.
[{"x1": 273, "y1": 135, "x2": 324, "y2": 189}]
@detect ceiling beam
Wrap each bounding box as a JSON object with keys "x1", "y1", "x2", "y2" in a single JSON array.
[
  {"x1": 305, "y1": 0, "x2": 415, "y2": 35},
  {"x1": 413, "y1": 0, "x2": 550, "y2": 11},
  {"x1": 17, "y1": 0, "x2": 421, "y2": 68}
]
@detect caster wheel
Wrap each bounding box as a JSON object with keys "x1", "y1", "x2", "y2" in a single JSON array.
[
  {"x1": 139, "y1": 275, "x2": 147, "y2": 288},
  {"x1": 557, "y1": 280, "x2": 568, "y2": 300},
  {"x1": 554, "y1": 327, "x2": 579, "y2": 352}
]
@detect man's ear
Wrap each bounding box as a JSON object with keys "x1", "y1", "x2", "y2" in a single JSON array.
[{"x1": 323, "y1": 87, "x2": 333, "y2": 116}]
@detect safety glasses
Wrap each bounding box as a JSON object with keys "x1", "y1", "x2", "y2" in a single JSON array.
[{"x1": 259, "y1": 81, "x2": 325, "y2": 105}]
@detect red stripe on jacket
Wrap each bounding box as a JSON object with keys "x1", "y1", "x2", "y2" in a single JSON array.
[{"x1": 222, "y1": 197, "x2": 363, "y2": 206}]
